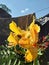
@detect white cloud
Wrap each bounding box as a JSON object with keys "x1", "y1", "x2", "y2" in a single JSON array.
[
  {"x1": 21, "y1": 8, "x2": 29, "y2": 13},
  {"x1": 25, "y1": 8, "x2": 29, "y2": 11},
  {"x1": 21, "y1": 10, "x2": 25, "y2": 13}
]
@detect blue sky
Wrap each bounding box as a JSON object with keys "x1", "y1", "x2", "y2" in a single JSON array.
[{"x1": 0, "y1": 0, "x2": 49, "y2": 18}]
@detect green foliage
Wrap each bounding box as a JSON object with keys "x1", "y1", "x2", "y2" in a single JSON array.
[
  {"x1": 16, "y1": 45, "x2": 27, "y2": 54},
  {"x1": 33, "y1": 58, "x2": 40, "y2": 65},
  {"x1": 0, "y1": 45, "x2": 41, "y2": 65},
  {"x1": 38, "y1": 49, "x2": 43, "y2": 56},
  {"x1": 0, "y1": 45, "x2": 33, "y2": 65},
  {"x1": 0, "y1": 45, "x2": 24, "y2": 65}
]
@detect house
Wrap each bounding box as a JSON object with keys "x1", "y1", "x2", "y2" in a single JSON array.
[
  {"x1": 36, "y1": 14, "x2": 49, "y2": 65},
  {"x1": 36, "y1": 14, "x2": 49, "y2": 38},
  {"x1": 0, "y1": 8, "x2": 11, "y2": 45}
]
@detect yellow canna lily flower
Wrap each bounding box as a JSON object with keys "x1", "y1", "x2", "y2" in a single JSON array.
[
  {"x1": 7, "y1": 20, "x2": 40, "y2": 62},
  {"x1": 9, "y1": 21, "x2": 21, "y2": 35},
  {"x1": 7, "y1": 32, "x2": 18, "y2": 46}
]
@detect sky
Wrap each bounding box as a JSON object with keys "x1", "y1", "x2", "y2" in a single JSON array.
[{"x1": 0, "y1": 0, "x2": 49, "y2": 18}]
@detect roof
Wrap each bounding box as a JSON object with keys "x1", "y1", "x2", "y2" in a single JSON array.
[
  {"x1": 0, "y1": 8, "x2": 11, "y2": 18},
  {"x1": 42, "y1": 13, "x2": 49, "y2": 18},
  {"x1": 36, "y1": 13, "x2": 49, "y2": 26}
]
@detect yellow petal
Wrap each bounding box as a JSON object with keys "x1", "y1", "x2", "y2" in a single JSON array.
[
  {"x1": 29, "y1": 45, "x2": 38, "y2": 61},
  {"x1": 29, "y1": 15, "x2": 36, "y2": 30},
  {"x1": 19, "y1": 37, "x2": 30, "y2": 49},
  {"x1": 25, "y1": 31, "x2": 30, "y2": 38},
  {"x1": 30, "y1": 29, "x2": 36, "y2": 43},
  {"x1": 29, "y1": 21, "x2": 34, "y2": 30},
  {"x1": 35, "y1": 33, "x2": 39, "y2": 43},
  {"x1": 9, "y1": 21, "x2": 21, "y2": 35},
  {"x1": 25, "y1": 50, "x2": 33, "y2": 62},
  {"x1": 7, "y1": 32, "x2": 17, "y2": 46},
  {"x1": 25, "y1": 46, "x2": 38, "y2": 62},
  {"x1": 30, "y1": 30, "x2": 39, "y2": 43},
  {"x1": 29, "y1": 23, "x2": 40, "y2": 43},
  {"x1": 34, "y1": 24, "x2": 40, "y2": 33}
]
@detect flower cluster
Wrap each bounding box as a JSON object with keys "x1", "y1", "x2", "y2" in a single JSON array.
[{"x1": 7, "y1": 19, "x2": 49, "y2": 63}]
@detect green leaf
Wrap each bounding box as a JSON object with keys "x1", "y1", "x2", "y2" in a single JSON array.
[
  {"x1": 17, "y1": 61, "x2": 21, "y2": 65},
  {"x1": 8, "y1": 59, "x2": 11, "y2": 65},
  {"x1": 16, "y1": 45, "x2": 26, "y2": 54},
  {"x1": 13, "y1": 59, "x2": 17, "y2": 65},
  {"x1": 38, "y1": 49, "x2": 43, "y2": 55},
  {"x1": 5, "y1": 40, "x2": 9, "y2": 45},
  {"x1": 2, "y1": 63, "x2": 5, "y2": 65},
  {"x1": 33, "y1": 58, "x2": 40, "y2": 65},
  {"x1": 47, "y1": 62, "x2": 49, "y2": 65}
]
